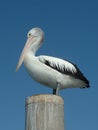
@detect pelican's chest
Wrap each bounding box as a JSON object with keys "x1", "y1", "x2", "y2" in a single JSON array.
[
  {"x1": 24, "y1": 55, "x2": 40, "y2": 74},
  {"x1": 23, "y1": 55, "x2": 59, "y2": 88},
  {"x1": 24, "y1": 55, "x2": 48, "y2": 82}
]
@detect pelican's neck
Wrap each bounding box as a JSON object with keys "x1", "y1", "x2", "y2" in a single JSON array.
[{"x1": 27, "y1": 36, "x2": 43, "y2": 56}]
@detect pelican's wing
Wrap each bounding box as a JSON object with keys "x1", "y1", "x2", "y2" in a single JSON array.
[{"x1": 39, "y1": 55, "x2": 89, "y2": 86}]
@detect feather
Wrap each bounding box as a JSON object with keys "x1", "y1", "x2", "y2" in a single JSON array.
[{"x1": 39, "y1": 55, "x2": 89, "y2": 87}]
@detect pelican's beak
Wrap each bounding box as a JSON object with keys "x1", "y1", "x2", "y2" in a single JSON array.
[{"x1": 16, "y1": 36, "x2": 36, "y2": 72}]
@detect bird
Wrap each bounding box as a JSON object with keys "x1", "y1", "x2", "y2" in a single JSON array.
[{"x1": 16, "y1": 27, "x2": 90, "y2": 95}]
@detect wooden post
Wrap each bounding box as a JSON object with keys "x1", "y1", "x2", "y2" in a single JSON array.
[{"x1": 25, "y1": 94, "x2": 64, "y2": 130}]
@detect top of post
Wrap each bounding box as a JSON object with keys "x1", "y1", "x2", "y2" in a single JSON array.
[{"x1": 25, "y1": 94, "x2": 64, "y2": 106}]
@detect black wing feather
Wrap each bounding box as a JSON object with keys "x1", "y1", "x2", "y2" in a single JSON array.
[{"x1": 44, "y1": 59, "x2": 89, "y2": 87}]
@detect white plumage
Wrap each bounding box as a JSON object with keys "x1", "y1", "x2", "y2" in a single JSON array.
[{"x1": 16, "y1": 27, "x2": 89, "y2": 95}]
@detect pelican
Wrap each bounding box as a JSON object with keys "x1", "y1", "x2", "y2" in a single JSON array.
[{"x1": 16, "y1": 27, "x2": 90, "y2": 95}]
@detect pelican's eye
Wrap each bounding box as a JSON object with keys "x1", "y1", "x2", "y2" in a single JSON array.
[{"x1": 28, "y1": 33, "x2": 32, "y2": 37}]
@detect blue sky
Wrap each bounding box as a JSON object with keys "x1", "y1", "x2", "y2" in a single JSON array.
[{"x1": 0, "y1": 0, "x2": 98, "y2": 130}]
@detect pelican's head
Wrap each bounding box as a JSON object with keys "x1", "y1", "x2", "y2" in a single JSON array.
[{"x1": 16, "y1": 27, "x2": 44, "y2": 71}]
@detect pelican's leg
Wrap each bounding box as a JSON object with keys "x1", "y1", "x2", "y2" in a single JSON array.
[
  {"x1": 53, "y1": 83, "x2": 60, "y2": 95},
  {"x1": 53, "y1": 89, "x2": 56, "y2": 95},
  {"x1": 56, "y1": 83, "x2": 60, "y2": 95}
]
